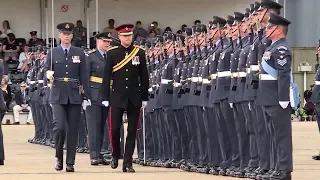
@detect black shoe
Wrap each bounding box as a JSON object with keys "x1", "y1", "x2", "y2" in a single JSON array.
[
  {"x1": 55, "y1": 159, "x2": 63, "y2": 171},
  {"x1": 91, "y1": 159, "x2": 101, "y2": 166},
  {"x1": 0, "y1": 160, "x2": 4, "y2": 165},
  {"x1": 235, "y1": 167, "x2": 246, "y2": 178},
  {"x1": 111, "y1": 157, "x2": 118, "y2": 169},
  {"x1": 312, "y1": 154, "x2": 320, "y2": 160},
  {"x1": 260, "y1": 170, "x2": 274, "y2": 180},
  {"x1": 209, "y1": 166, "x2": 219, "y2": 175},
  {"x1": 13, "y1": 122, "x2": 19, "y2": 125},
  {"x1": 218, "y1": 166, "x2": 227, "y2": 176},
  {"x1": 66, "y1": 164, "x2": 74, "y2": 172},
  {"x1": 269, "y1": 171, "x2": 291, "y2": 180},
  {"x1": 100, "y1": 158, "x2": 110, "y2": 165},
  {"x1": 122, "y1": 164, "x2": 135, "y2": 173}
]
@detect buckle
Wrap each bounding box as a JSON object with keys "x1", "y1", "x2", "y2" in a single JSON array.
[{"x1": 63, "y1": 77, "x2": 69, "y2": 82}]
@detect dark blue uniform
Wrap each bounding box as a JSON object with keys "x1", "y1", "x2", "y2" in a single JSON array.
[{"x1": 0, "y1": 61, "x2": 6, "y2": 165}]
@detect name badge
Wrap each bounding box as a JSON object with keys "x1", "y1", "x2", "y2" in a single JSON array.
[
  {"x1": 72, "y1": 56, "x2": 80, "y2": 63},
  {"x1": 132, "y1": 56, "x2": 140, "y2": 65}
]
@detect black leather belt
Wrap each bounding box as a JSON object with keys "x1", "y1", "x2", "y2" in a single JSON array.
[{"x1": 55, "y1": 77, "x2": 79, "y2": 83}]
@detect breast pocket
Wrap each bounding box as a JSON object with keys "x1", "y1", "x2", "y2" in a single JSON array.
[{"x1": 53, "y1": 61, "x2": 64, "y2": 74}]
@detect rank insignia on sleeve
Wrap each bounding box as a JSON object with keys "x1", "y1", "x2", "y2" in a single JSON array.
[{"x1": 277, "y1": 58, "x2": 287, "y2": 66}]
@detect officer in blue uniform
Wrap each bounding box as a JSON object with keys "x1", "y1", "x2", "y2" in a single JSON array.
[
  {"x1": 29, "y1": 31, "x2": 43, "y2": 47},
  {"x1": 256, "y1": 13, "x2": 292, "y2": 180},
  {"x1": 45, "y1": 22, "x2": 90, "y2": 172},
  {"x1": 85, "y1": 32, "x2": 113, "y2": 166},
  {"x1": 101, "y1": 24, "x2": 149, "y2": 173},
  {"x1": 0, "y1": 60, "x2": 6, "y2": 166}
]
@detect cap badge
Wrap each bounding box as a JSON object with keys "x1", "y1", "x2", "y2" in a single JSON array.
[
  {"x1": 108, "y1": 33, "x2": 111, "y2": 37},
  {"x1": 65, "y1": 24, "x2": 70, "y2": 29}
]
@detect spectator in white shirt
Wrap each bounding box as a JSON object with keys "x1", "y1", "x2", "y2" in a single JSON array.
[
  {"x1": 18, "y1": 45, "x2": 30, "y2": 72},
  {"x1": 0, "y1": 21, "x2": 13, "y2": 39}
]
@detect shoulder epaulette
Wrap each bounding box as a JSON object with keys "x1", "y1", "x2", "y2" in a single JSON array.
[
  {"x1": 134, "y1": 45, "x2": 145, "y2": 51},
  {"x1": 87, "y1": 49, "x2": 96, "y2": 54},
  {"x1": 108, "y1": 46, "x2": 119, "y2": 51}
]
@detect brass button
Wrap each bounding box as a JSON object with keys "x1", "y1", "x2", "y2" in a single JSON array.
[
  {"x1": 66, "y1": 72, "x2": 68, "y2": 74},
  {"x1": 126, "y1": 86, "x2": 128, "y2": 89},
  {"x1": 66, "y1": 65, "x2": 68, "y2": 67},
  {"x1": 126, "y1": 78, "x2": 128, "y2": 80},
  {"x1": 126, "y1": 69, "x2": 128, "y2": 72}
]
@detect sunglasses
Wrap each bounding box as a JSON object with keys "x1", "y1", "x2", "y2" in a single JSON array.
[{"x1": 20, "y1": 86, "x2": 26, "y2": 87}]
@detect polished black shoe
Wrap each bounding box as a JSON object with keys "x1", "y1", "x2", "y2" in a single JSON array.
[
  {"x1": 122, "y1": 164, "x2": 135, "y2": 173},
  {"x1": 101, "y1": 158, "x2": 110, "y2": 165},
  {"x1": 209, "y1": 166, "x2": 219, "y2": 175},
  {"x1": 269, "y1": 171, "x2": 291, "y2": 180},
  {"x1": 55, "y1": 159, "x2": 63, "y2": 171},
  {"x1": 244, "y1": 167, "x2": 256, "y2": 178},
  {"x1": 312, "y1": 154, "x2": 320, "y2": 160},
  {"x1": 235, "y1": 167, "x2": 246, "y2": 178},
  {"x1": 0, "y1": 160, "x2": 4, "y2": 165},
  {"x1": 218, "y1": 166, "x2": 227, "y2": 176},
  {"x1": 91, "y1": 159, "x2": 101, "y2": 166},
  {"x1": 66, "y1": 164, "x2": 74, "y2": 172},
  {"x1": 260, "y1": 170, "x2": 275, "y2": 180},
  {"x1": 110, "y1": 158, "x2": 119, "y2": 169}
]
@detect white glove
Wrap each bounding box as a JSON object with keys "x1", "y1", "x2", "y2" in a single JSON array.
[
  {"x1": 279, "y1": 101, "x2": 290, "y2": 109},
  {"x1": 82, "y1": 99, "x2": 92, "y2": 110},
  {"x1": 142, "y1": 101, "x2": 148, "y2": 108},
  {"x1": 248, "y1": 102, "x2": 251, "y2": 111},
  {"x1": 46, "y1": 70, "x2": 54, "y2": 79},
  {"x1": 102, "y1": 101, "x2": 109, "y2": 107},
  {"x1": 229, "y1": 103, "x2": 233, "y2": 108}
]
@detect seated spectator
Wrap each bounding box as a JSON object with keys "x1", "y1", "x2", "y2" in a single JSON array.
[
  {"x1": 3, "y1": 33, "x2": 19, "y2": 62},
  {"x1": 133, "y1": 21, "x2": 147, "y2": 38},
  {"x1": 148, "y1": 30, "x2": 156, "y2": 38},
  {"x1": 103, "y1": 19, "x2": 118, "y2": 38},
  {"x1": 1, "y1": 76, "x2": 11, "y2": 111},
  {"x1": 148, "y1": 21, "x2": 161, "y2": 35},
  {"x1": 163, "y1": 27, "x2": 172, "y2": 34},
  {"x1": 18, "y1": 44, "x2": 30, "y2": 72},
  {"x1": 0, "y1": 20, "x2": 13, "y2": 39},
  {"x1": 13, "y1": 82, "x2": 32, "y2": 125}
]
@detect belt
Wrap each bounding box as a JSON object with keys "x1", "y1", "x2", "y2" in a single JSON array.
[
  {"x1": 259, "y1": 74, "x2": 277, "y2": 81},
  {"x1": 231, "y1": 72, "x2": 238, "y2": 78},
  {"x1": 202, "y1": 78, "x2": 211, "y2": 84},
  {"x1": 29, "y1": 81, "x2": 36, "y2": 84},
  {"x1": 161, "y1": 79, "x2": 173, "y2": 84},
  {"x1": 173, "y1": 82, "x2": 182, "y2": 87},
  {"x1": 55, "y1": 77, "x2": 79, "y2": 83},
  {"x1": 89, "y1": 76, "x2": 103, "y2": 83},
  {"x1": 38, "y1": 80, "x2": 44, "y2": 83},
  {"x1": 210, "y1": 74, "x2": 217, "y2": 80},
  {"x1": 315, "y1": 81, "x2": 320, "y2": 85},
  {"x1": 217, "y1": 71, "x2": 231, "y2": 77},
  {"x1": 250, "y1": 65, "x2": 259, "y2": 71},
  {"x1": 238, "y1": 72, "x2": 247, "y2": 77}
]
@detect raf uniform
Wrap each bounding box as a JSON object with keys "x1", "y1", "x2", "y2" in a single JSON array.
[
  {"x1": 29, "y1": 31, "x2": 43, "y2": 47},
  {"x1": 101, "y1": 24, "x2": 149, "y2": 172},
  {"x1": 256, "y1": 13, "x2": 293, "y2": 180},
  {"x1": 85, "y1": 32, "x2": 112, "y2": 165},
  {"x1": 45, "y1": 22, "x2": 89, "y2": 172}
]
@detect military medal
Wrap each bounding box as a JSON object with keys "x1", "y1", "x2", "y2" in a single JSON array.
[{"x1": 72, "y1": 56, "x2": 80, "y2": 63}]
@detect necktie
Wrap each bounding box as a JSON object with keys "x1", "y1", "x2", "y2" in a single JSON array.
[
  {"x1": 65, "y1": 49, "x2": 68, "y2": 57},
  {"x1": 103, "y1": 53, "x2": 106, "y2": 59}
]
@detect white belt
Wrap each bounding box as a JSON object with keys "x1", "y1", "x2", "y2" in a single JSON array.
[
  {"x1": 38, "y1": 80, "x2": 44, "y2": 83},
  {"x1": 152, "y1": 85, "x2": 157, "y2": 88},
  {"x1": 202, "y1": 78, "x2": 211, "y2": 84},
  {"x1": 191, "y1": 77, "x2": 198, "y2": 82},
  {"x1": 210, "y1": 74, "x2": 217, "y2": 80},
  {"x1": 44, "y1": 86, "x2": 48, "y2": 88},
  {"x1": 161, "y1": 79, "x2": 173, "y2": 84},
  {"x1": 232, "y1": 72, "x2": 238, "y2": 78},
  {"x1": 30, "y1": 81, "x2": 36, "y2": 84},
  {"x1": 250, "y1": 65, "x2": 259, "y2": 71},
  {"x1": 148, "y1": 88, "x2": 152, "y2": 92},
  {"x1": 198, "y1": 77, "x2": 203, "y2": 82},
  {"x1": 259, "y1": 74, "x2": 277, "y2": 81},
  {"x1": 187, "y1": 78, "x2": 191, "y2": 81},
  {"x1": 315, "y1": 81, "x2": 320, "y2": 85},
  {"x1": 246, "y1": 68, "x2": 251, "y2": 74},
  {"x1": 238, "y1": 72, "x2": 247, "y2": 77},
  {"x1": 217, "y1": 71, "x2": 231, "y2": 77},
  {"x1": 173, "y1": 82, "x2": 182, "y2": 87}
]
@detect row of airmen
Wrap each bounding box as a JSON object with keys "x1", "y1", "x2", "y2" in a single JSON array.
[
  {"x1": 134, "y1": 0, "x2": 296, "y2": 180},
  {"x1": 25, "y1": 36, "x2": 128, "y2": 163}
]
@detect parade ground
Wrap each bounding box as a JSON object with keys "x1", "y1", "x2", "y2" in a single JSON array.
[{"x1": 0, "y1": 121, "x2": 319, "y2": 180}]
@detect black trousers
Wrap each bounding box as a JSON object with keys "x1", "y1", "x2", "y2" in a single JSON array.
[
  {"x1": 109, "y1": 100, "x2": 140, "y2": 165},
  {"x1": 52, "y1": 104, "x2": 81, "y2": 165},
  {"x1": 0, "y1": 117, "x2": 4, "y2": 161}
]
